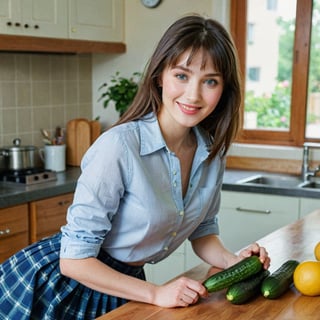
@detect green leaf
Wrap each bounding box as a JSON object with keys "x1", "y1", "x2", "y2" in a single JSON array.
[{"x1": 98, "y1": 71, "x2": 141, "y2": 115}]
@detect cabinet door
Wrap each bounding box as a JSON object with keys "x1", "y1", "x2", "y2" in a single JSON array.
[
  {"x1": 144, "y1": 244, "x2": 185, "y2": 285},
  {"x1": 68, "y1": 0, "x2": 123, "y2": 41},
  {"x1": 0, "y1": 0, "x2": 68, "y2": 38},
  {"x1": 22, "y1": 0, "x2": 68, "y2": 38},
  {"x1": 219, "y1": 191, "x2": 300, "y2": 252},
  {"x1": 185, "y1": 240, "x2": 202, "y2": 271},
  {"x1": 0, "y1": 0, "x2": 20, "y2": 35},
  {"x1": 29, "y1": 193, "x2": 73, "y2": 242},
  {"x1": 0, "y1": 204, "x2": 29, "y2": 263},
  {"x1": 300, "y1": 197, "x2": 320, "y2": 218}
]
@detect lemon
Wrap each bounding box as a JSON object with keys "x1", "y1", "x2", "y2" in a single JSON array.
[
  {"x1": 293, "y1": 261, "x2": 320, "y2": 296},
  {"x1": 314, "y1": 242, "x2": 320, "y2": 261}
]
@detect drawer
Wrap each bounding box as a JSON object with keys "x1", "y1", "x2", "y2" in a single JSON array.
[
  {"x1": 219, "y1": 191, "x2": 300, "y2": 251},
  {"x1": 0, "y1": 204, "x2": 29, "y2": 262},
  {"x1": 221, "y1": 191, "x2": 299, "y2": 214},
  {"x1": 29, "y1": 193, "x2": 73, "y2": 242}
]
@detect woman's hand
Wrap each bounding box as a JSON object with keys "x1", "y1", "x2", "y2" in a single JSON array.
[
  {"x1": 238, "y1": 242, "x2": 271, "y2": 270},
  {"x1": 152, "y1": 276, "x2": 208, "y2": 308}
]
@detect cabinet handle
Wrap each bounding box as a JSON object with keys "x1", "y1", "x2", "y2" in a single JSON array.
[
  {"x1": 6, "y1": 21, "x2": 23, "y2": 27},
  {"x1": 14, "y1": 23, "x2": 39, "y2": 29},
  {"x1": 236, "y1": 207, "x2": 271, "y2": 214},
  {"x1": 58, "y1": 200, "x2": 70, "y2": 206},
  {"x1": 0, "y1": 228, "x2": 11, "y2": 236}
]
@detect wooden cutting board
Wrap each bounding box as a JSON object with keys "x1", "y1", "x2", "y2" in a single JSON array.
[
  {"x1": 90, "y1": 120, "x2": 101, "y2": 144},
  {"x1": 66, "y1": 118, "x2": 101, "y2": 166},
  {"x1": 76, "y1": 119, "x2": 91, "y2": 165},
  {"x1": 66, "y1": 119, "x2": 78, "y2": 166}
]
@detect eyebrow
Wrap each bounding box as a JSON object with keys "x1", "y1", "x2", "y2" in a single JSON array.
[{"x1": 172, "y1": 65, "x2": 222, "y2": 77}]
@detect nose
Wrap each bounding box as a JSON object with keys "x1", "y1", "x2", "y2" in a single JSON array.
[{"x1": 186, "y1": 80, "x2": 201, "y2": 102}]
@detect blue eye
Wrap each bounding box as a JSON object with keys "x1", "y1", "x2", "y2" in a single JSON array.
[
  {"x1": 176, "y1": 73, "x2": 187, "y2": 81},
  {"x1": 205, "y1": 79, "x2": 218, "y2": 87}
]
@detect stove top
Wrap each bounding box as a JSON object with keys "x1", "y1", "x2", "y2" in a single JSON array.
[{"x1": 0, "y1": 168, "x2": 57, "y2": 185}]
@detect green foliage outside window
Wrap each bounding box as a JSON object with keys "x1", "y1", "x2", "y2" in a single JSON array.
[
  {"x1": 245, "y1": 3, "x2": 320, "y2": 130},
  {"x1": 245, "y1": 81, "x2": 291, "y2": 129}
]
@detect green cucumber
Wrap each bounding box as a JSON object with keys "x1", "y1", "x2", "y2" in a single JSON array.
[
  {"x1": 203, "y1": 256, "x2": 263, "y2": 293},
  {"x1": 261, "y1": 260, "x2": 299, "y2": 299},
  {"x1": 226, "y1": 269, "x2": 270, "y2": 304}
]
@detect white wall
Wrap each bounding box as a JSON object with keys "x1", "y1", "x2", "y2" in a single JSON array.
[{"x1": 92, "y1": 0, "x2": 229, "y2": 129}]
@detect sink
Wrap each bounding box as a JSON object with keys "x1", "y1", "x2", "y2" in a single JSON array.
[
  {"x1": 237, "y1": 173, "x2": 320, "y2": 190},
  {"x1": 237, "y1": 174, "x2": 303, "y2": 188},
  {"x1": 298, "y1": 181, "x2": 320, "y2": 189}
]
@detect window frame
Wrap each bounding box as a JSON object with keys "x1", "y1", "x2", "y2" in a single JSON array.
[{"x1": 231, "y1": 0, "x2": 316, "y2": 146}]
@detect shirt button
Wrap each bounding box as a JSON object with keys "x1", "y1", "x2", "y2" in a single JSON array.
[
  {"x1": 173, "y1": 182, "x2": 177, "y2": 187},
  {"x1": 179, "y1": 210, "x2": 184, "y2": 216},
  {"x1": 163, "y1": 246, "x2": 169, "y2": 251},
  {"x1": 173, "y1": 170, "x2": 177, "y2": 175}
]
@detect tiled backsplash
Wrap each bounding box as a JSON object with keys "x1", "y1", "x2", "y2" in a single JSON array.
[{"x1": 0, "y1": 53, "x2": 92, "y2": 148}]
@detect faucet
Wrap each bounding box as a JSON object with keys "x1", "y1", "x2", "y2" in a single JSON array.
[{"x1": 301, "y1": 142, "x2": 320, "y2": 182}]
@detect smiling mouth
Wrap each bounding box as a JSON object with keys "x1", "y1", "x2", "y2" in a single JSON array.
[{"x1": 178, "y1": 102, "x2": 201, "y2": 112}]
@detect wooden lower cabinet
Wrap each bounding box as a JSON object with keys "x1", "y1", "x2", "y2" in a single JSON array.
[
  {"x1": 0, "y1": 204, "x2": 29, "y2": 262},
  {"x1": 29, "y1": 193, "x2": 73, "y2": 243}
]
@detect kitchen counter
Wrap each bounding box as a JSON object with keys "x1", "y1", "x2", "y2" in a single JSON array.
[
  {"x1": 97, "y1": 209, "x2": 320, "y2": 320},
  {"x1": 0, "y1": 167, "x2": 81, "y2": 208},
  {"x1": 0, "y1": 168, "x2": 319, "y2": 208}
]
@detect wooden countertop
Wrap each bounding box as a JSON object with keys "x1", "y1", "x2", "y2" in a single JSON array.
[{"x1": 97, "y1": 210, "x2": 320, "y2": 320}]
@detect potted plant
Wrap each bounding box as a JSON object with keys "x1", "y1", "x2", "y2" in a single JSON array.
[{"x1": 98, "y1": 71, "x2": 141, "y2": 116}]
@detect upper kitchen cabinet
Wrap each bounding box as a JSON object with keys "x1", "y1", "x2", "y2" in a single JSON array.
[
  {"x1": 69, "y1": 0, "x2": 123, "y2": 42},
  {"x1": 0, "y1": 0, "x2": 68, "y2": 38},
  {"x1": 0, "y1": 0, "x2": 125, "y2": 54}
]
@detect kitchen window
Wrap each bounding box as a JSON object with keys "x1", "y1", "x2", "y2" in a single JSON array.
[{"x1": 231, "y1": 0, "x2": 320, "y2": 145}]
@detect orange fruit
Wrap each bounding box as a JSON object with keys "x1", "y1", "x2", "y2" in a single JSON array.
[
  {"x1": 314, "y1": 242, "x2": 320, "y2": 261},
  {"x1": 293, "y1": 261, "x2": 320, "y2": 296}
]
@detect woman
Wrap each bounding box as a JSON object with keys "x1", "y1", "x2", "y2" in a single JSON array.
[{"x1": 0, "y1": 15, "x2": 270, "y2": 319}]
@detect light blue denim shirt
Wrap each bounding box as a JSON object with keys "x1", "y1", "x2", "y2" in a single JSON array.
[{"x1": 60, "y1": 113, "x2": 225, "y2": 264}]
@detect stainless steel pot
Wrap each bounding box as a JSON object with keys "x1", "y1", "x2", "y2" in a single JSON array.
[{"x1": 0, "y1": 138, "x2": 38, "y2": 171}]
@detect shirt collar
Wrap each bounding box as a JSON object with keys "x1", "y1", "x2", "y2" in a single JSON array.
[{"x1": 139, "y1": 113, "x2": 210, "y2": 158}]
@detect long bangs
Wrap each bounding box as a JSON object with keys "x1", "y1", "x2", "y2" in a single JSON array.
[{"x1": 165, "y1": 33, "x2": 230, "y2": 80}]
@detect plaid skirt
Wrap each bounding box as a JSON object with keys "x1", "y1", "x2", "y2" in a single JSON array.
[{"x1": 0, "y1": 233, "x2": 145, "y2": 320}]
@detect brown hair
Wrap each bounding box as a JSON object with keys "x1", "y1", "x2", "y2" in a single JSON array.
[{"x1": 116, "y1": 14, "x2": 242, "y2": 161}]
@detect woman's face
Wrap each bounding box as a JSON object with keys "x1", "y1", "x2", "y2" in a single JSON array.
[{"x1": 158, "y1": 48, "x2": 224, "y2": 130}]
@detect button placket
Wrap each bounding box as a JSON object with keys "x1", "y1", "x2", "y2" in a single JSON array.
[
  {"x1": 170, "y1": 154, "x2": 182, "y2": 202},
  {"x1": 163, "y1": 150, "x2": 185, "y2": 255}
]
